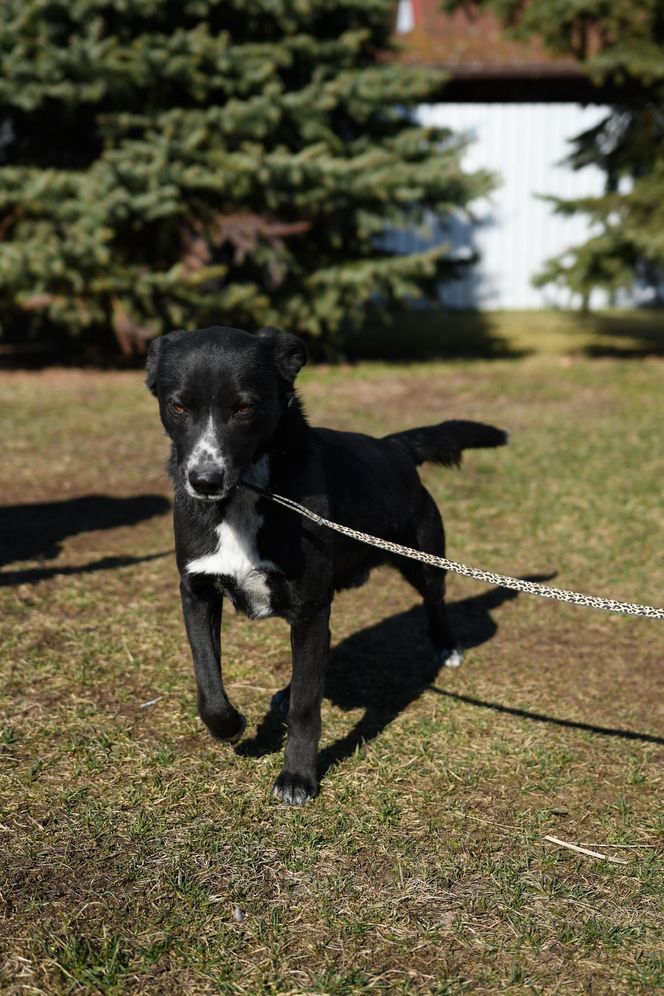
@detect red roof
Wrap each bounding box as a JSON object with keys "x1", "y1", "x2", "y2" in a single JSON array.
[{"x1": 396, "y1": 0, "x2": 585, "y2": 78}]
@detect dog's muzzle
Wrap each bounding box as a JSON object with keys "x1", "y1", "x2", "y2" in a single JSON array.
[{"x1": 187, "y1": 466, "x2": 228, "y2": 499}]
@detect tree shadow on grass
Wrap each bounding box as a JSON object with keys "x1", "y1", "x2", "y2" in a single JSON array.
[
  {"x1": 0, "y1": 493, "x2": 171, "y2": 586},
  {"x1": 346, "y1": 308, "x2": 527, "y2": 362},
  {"x1": 580, "y1": 311, "x2": 664, "y2": 358},
  {"x1": 239, "y1": 575, "x2": 664, "y2": 779}
]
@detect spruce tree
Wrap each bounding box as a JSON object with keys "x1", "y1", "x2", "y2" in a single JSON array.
[
  {"x1": 445, "y1": 0, "x2": 664, "y2": 304},
  {"x1": 0, "y1": 0, "x2": 493, "y2": 356}
]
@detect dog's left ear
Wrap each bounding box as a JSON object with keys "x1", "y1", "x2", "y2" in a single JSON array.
[{"x1": 257, "y1": 326, "x2": 307, "y2": 384}]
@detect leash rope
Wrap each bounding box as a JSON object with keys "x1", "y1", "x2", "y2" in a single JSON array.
[{"x1": 241, "y1": 482, "x2": 664, "y2": 620}]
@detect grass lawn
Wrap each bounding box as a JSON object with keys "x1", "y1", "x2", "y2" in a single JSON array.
[{"x1": 1, "y1": 320, "x2": 663, "y2": 993}]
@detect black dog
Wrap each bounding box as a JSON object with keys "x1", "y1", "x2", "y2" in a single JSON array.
[{"x1": 146, "y1": 325, "x2": 507, "y2": 804}]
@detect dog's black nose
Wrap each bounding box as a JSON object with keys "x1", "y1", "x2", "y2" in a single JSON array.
[{"x1": 188, "y1": 467, "x2": 225, "y2": 496}]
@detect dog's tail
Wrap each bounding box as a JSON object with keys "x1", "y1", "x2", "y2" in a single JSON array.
[{"x1": 386, "y1": 420, "x2": 508, "y2": 468}]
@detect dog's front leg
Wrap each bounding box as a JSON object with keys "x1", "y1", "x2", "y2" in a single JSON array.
[
  {"x1": 180, "y1": 576, "x2": 246, "y2": 742},
  {"x1": 273, "y1": 606, "x2": 331, "y2": 805}
]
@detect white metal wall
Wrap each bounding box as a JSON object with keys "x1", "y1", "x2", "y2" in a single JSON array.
[{"x1": 398, "y1": 102, "x2": 614, "y2": 309}]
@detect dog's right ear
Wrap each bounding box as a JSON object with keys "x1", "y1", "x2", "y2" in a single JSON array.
[
  {"x1": 145, "y1": 336, "x2": 163, "y2": 397},
  {"x1": 145, "y1": 329, "x2": 187, "y2": 397}
]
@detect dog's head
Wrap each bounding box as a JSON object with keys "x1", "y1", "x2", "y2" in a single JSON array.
[{"x1": 146, "y1": 325, "x2": 307, "y2": 501}]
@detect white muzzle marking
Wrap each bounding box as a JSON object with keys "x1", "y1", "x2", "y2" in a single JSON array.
[{"x1": 185, "y1": 414, "x2": 226, "y2": 500}]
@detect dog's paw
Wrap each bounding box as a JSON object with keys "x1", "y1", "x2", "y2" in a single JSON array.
[
  {"x1": 272, "y1": 770, "x2": 318, "y2": 806},
  {"x1": 434, "y1": 647, "x2": 464, "y2": 669},
  {"x1": 202, "y1": 708, "x2": 247, "y2": 744},
  {"x1": 269, "y1": 687, "x2": 290, "y2": 717}
]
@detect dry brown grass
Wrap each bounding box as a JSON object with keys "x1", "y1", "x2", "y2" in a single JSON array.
[{"x1": 1, "y1": 345, "x2": 663, "y2": 993}]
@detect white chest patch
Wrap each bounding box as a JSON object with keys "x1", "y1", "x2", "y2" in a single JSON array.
[{"x1": 186, "y1": 460, "x2": 277, "y2": 618}]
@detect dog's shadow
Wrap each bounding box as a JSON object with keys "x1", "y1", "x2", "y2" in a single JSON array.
[
  {"x1": 237, "y1": 579, "x2": 533, "y2": 772},
  {"x1": 238, "y1": 573, "x2": 664, "y2": 778}
]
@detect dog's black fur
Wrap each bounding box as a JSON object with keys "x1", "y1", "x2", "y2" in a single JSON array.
[{"x1": 146, "y1": 325, "x2": 507, "y2": 804}]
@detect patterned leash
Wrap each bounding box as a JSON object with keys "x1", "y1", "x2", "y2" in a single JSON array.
[{"x1": 241, "y1": 482, "x2": 664, "y2": 620}]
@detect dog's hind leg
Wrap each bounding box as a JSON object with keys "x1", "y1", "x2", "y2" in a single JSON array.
[
  {"x1": 270, "y1": 684, "x2": 290, "y2": 717},
  {"x1": 396, "y1": 488, "x2": 464, "y2": 670}
]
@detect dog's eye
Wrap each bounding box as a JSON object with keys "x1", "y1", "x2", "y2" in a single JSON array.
[
  {"x1": 236, "y1": 401, "x2": 256, "y2": 417},
  {"x1": 171, "y1": 401, "x2": 188, "y2": 415}
]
